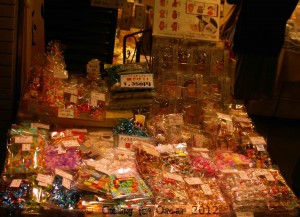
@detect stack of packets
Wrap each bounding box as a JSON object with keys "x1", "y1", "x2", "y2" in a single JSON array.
[
  {"x1": 0, "y1": 121, "x2": 154, "y2": 216},
  {"x1": 21, "y1": 41, "x2": 106, "y2": 121},
  {"x1": 0, "y1": 105, "x2": 299, "y2": 217},
  {"x1": 105, "y1": 63, "x2": 156, "y2": 110}
]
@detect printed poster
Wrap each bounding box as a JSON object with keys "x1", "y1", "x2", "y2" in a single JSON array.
[{"x1": 153, "y1": 0, "x2": 221, "y2": 41}]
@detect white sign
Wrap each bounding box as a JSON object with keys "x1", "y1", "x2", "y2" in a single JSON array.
[{"x1": 153, "y1": 0, "x2": 220, "y2": 41}]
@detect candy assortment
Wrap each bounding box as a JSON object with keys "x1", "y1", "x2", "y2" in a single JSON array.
[{"x1": 0, "y1": 118, "x2": 299, "y2": 217}]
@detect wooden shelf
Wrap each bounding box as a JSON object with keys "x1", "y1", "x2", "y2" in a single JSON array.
[{"x1": 18, "y1": 109, "x2": 134, "y2": 128}]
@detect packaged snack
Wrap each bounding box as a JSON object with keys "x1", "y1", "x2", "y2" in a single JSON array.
[
  {"x1": 254, "y1": 169, "x2": 300, "y2": 214},
  {"x1": 44, "y1": 130, "x2": 83, "y2": 172},
  {"x1": 0, "y1": 177, "x2": 31, "y2": 210},
  {"x1": 190, "y1": 148, "x2": 218, "y2": 177},
  {"x1": 75, "y1": 161, "x2": 111, "y2": 196},
  {"x1": 184, "y1": 177, "x2": 230, "y2": 215},
  {"x1": 4, "y1": 126, "x2": 46, "y2": 174},
  {"x1": 218, "y1": 169, "x2": 270, "y2": 213},
  {"x1": 44, "y1": 169, "x2": 79, "y2": 210}
]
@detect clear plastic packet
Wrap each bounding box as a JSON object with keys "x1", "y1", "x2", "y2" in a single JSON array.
[
  {"x1": 82, "y1": 130, "x2": 114, "y2": 160},
  {"x1": 0, "y1": 176, "x2": 31, "y2": 210},
  {"x1": 75, "y1": 160, "x2": 111, "y2": 196},
  {"x1": 4, "y1": 126, "x2": 46, "y2": 174},
  {"x1": 189, "y1": 148, "x2": 218, "y2": 177},
  {"x1": 44, "y1": 130, "x2": 83, "y2": 172},
  {"x1": 22, "y1": 66, "x2": 45, "y2": 102},
  {"x1": 232, "y1": 115, "x2": 256, "y2": 134},
  {"x1": 109, "y1": 147, "x2": 138, "y2": 175},
  {"x1": 109, "y1": 172, "x2": 153, "y2": 200},
  {"x1": 41, "y1": 41, "x2": 68, "y2": 115},
  {"x1": 236, "y1": 134, "x2": 272, "y2": 169},
  {"x1": 216, "y1": 134, "x2": 240, "y2": 152},
  {"x1": 24, "y1": 174, "x2": 53, "y2": 213},
  {"x1": 217, "y1": 169, "x2": 271, "y2": 213},
  {"x1": 184, "y1": 126, "x2": 214, "y2": 150},
  {"x1": 184, "y1": 177, "x2": 230, "y2": 215},
  {"x1": 135, "y1": 143, "x2": 162, "y2": 176},
  {"x1": 253, "y1": 169, "x2": 300, "y2": 213},
  {"x1": 189, "y1": 46, "x2": 210, "y2": 78},
  {"x1": 43, "y1": 169, "x2": 79, "y2": 210},
  {"x1": 201, "y1": 111, "x2": 220, "y2": 136},
  {"x1": 150, "y1": 170, "x2": 189, "y2": 205}
]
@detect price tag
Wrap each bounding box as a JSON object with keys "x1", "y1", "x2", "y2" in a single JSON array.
[
  {"x1": 118, "y1": 153, "x2": 128, "y2": 160},
  {"x1": 184, "y1": 177, "x2": 203, "y2": 185},
  {"x1": 38, "y1": 182, "x2": 48, "y2": 187},
  {"x1": 217, "y1": 112, "x2": 232, "y2": 121},
  {"x1": 193, "y1": 147, "x2": 209, "y2": 152},
  {"x1": 61, "y1": 139, "x2": 80, "y2": 148},
  {"x1": 201, "y1": 152, "x2": 210, "y2": 159},
  {"x1": 15, "y1": 136, "x2": 33, "y2": 144},
  {"x1": 95, "y1": 167, "x2": 112, "y2": 175},
  {"x1": 120, "y1": 74, "x2": 154, "y2": 88},
  {"x1": 10, "y1": 179, "x2": 22, "y2": 187},
  {"x1": 235, "y1": 117, "x2": 252, "y2": 123},
  {"x1": 55, "y1": 168, "x2": 73, "y2": 181},
  {"x1": 64, "y1": 87, "x2": 78, "y2": 95},
  {"x1": 22, "y1": 143, "x2": 31, "y2": 151},
  {"x1": 236, "y1": 212, "x2": 254, "y2": 217},
  {"x1": 70, "y1": 95, "x2": 78, "y2": 104},
  {"x1": 201, "y1": 184, "x2": 213, "y2": 195},
  {"x1": 168, "y1": 113, "x2": 184, "y2": 126},
  {"x1": 58, "y1": 144, "x2": 67, "y2": 154},
  {"x1": 58, "y1": 108, "x2": 74, "y2": 118},
  {"x1": 36, "y1": 174, "x2": 54, "y2": 185},
  {"x1": 256, "y1": 144, "x2": 266, "y2": 152},
  {"x1": 118, "y1": 134, "x2": 150, "y2": 149},
  {"x1": 220, "y1": 169, "x2": 236, "y2": 174},
  {"x1": 264, "y1": 172, "x2": 275, "y2": 181},
  {"x1": 91, "y1": 91, "x2": 105, "y2": 107},
  {"x1": 62, "y1": 177, "x2": 71, "y2": 189},
  {"x1": 238, "y1": 171, "x2": 250, "y2": 180},
  {"x1": 163, "y1": 172, "x2": 184, "y2": 182},
  {"x1": 31, "y1": 123, "x2": 50, "y2": 129},
  {"x1": 65, "y1": 129, "x2": 73, "y2": 136},
  {"x1": 249, "y1": 136, "x2": 266, "y2": 145},
  {"x1": 143, "y1": 144, "x2": 160, "y2": 157},
  {"x1": 226, "y1": 120, "x2": 234, "y2": 132}
]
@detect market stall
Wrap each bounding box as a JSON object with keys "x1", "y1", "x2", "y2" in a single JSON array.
[{"x1": 0, "y1": 1, "x2": 299, "y2": 217}]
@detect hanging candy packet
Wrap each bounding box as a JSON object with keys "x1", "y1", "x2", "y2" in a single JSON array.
[
  {"x1": 4, "y1": 126, "x2": 46, "y2": 174},
  {"x1": 42, "y1": 41, "x2": 68, "y2": 115}
]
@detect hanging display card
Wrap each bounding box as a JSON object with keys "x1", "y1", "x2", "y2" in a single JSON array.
[{"x1": 153, "y1": 0, "x2": 220, "y2": 41}]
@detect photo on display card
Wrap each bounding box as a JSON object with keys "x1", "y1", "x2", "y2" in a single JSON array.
[{"x1": 153, "y1": 0, "x2": 220, "y2": 41}]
